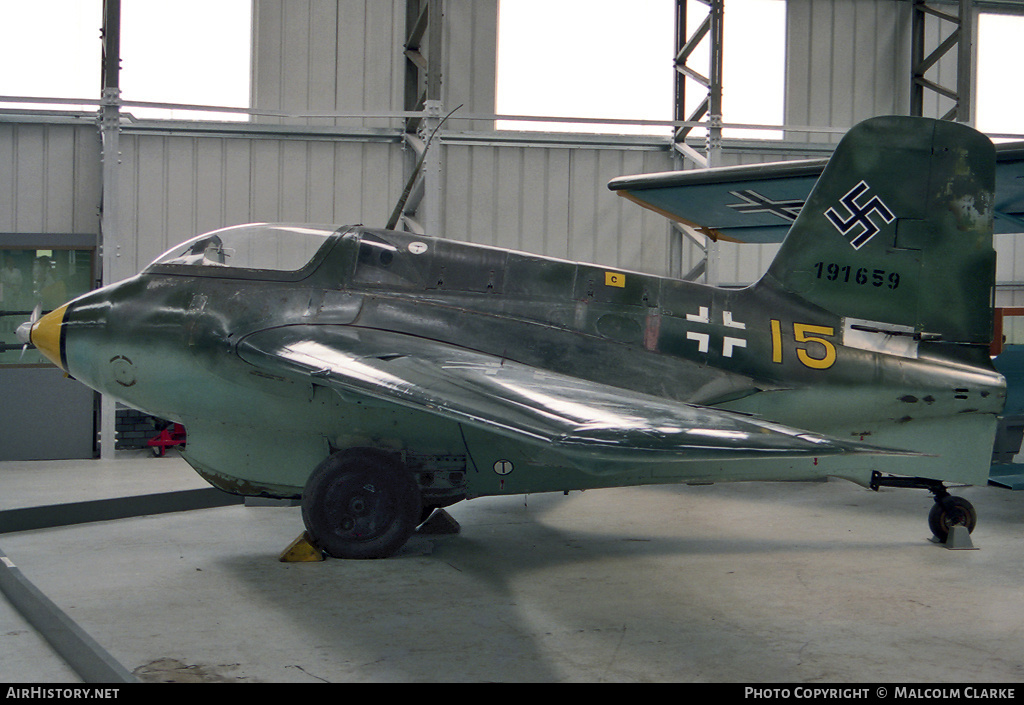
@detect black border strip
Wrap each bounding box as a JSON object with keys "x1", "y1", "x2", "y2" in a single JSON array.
[{"x1": 0, "y1": 488, "x2": 243, "y2": 535}]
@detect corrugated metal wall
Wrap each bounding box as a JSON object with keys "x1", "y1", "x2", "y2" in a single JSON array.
[
  {"x1": 107, "y1": 130, "x2": 675, "y2": 282},
  {"x1": 105, "y1": 0, "x2": 671, "y2": 281},
  {"x1": 0, "y1": 123, "x2": 100, "y2": 236},
  {"x1": 251, "y1": 0, "x2": 496, "y2": 127},
  {"x1": 786, "y1": 0, "x2": 911, "y2": 132},
  {"x1": 111, "y1": 131, "x2": 405, "y2": 279},
  {"x1": 252, "y1": 0, "x2": 406, "y2": 128},
  {"x1": 441, "y1": 143, "x2": 674, "y2": 273},
  {"x1": 786, "y1": 0, "x2": 961, "y2": 132}
]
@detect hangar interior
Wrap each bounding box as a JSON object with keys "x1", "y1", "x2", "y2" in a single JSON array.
[{"x1": 2, "y1": 0, "x2": 1024, "y2": 684}]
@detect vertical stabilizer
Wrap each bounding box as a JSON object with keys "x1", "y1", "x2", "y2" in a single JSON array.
[{"x1": 761, "y1": 116, "x2": 996, "y2": 345}]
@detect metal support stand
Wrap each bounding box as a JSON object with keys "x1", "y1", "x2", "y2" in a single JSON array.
[
  {"x1": 671, "y1": 0, "x2": 723, "y2": 284},
  {"x1": 99, "y1": 0, "x2": 122, "y2": 459},
  {"x1": 910, "y1": 0, "x2": 974, "y2": 123},
  {"x1": 420, "y1": 100, "x2": 444, "y2": 237},
  {"x1": 396, "y1": 0, "x2": 445, "y2": 237},
  {"x1": 673, "y1": 0, "x2": 723, "y2": 168}
]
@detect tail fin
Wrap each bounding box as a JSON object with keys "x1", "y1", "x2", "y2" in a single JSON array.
[{"x1": 760, "y1": 116, "x2": 996, "y2": 346}]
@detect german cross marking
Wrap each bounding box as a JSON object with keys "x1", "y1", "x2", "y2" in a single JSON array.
[
  {"x1": 685, "y1": 307, "x2": 747, "y2": 357},
  {"x1": 726, "y1": 190, "x2": 804, "y2": 222}
]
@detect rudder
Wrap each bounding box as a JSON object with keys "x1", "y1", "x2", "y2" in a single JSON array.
[{"x1": 760, "y1": 116, "x2": 996, "y2": 346}]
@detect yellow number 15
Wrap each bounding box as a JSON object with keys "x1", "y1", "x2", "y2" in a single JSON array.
[{"x1": 770, "y1": 320, "x2": 837, "y2": 370}]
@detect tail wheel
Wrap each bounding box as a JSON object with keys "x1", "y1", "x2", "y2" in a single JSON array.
[
  {"x1": 928, "y1": 495, "x2": 977, "y2": 543},
  {"x1": 301, "y1": 448, "x2": 422, "y2": 559}
]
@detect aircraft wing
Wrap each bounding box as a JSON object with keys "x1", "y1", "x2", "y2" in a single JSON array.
[
  {"x1": 608, "y1": 141, "x2": 1024, "y2": 243},
  {"x1": 236, "y1": 325, "x2": 918, "y2": 467}
]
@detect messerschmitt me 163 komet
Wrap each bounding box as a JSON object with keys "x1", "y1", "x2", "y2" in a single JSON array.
[{"x1": 17, "y1": 116, "x2": 1017, "y2": 558}]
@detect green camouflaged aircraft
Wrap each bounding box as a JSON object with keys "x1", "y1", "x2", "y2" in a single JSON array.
[{"x1": 19, "y1": 116, "x2": 1006, "y2": 558}]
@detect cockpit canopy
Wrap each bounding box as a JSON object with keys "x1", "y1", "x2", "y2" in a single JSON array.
[{"x1": 150, "y1": 224, "x2": 340, "y2": 273}]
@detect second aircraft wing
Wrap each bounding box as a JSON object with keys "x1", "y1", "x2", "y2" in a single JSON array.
[{"x1": 608, "y1": 141, "x2": 1024, "y2": 243}]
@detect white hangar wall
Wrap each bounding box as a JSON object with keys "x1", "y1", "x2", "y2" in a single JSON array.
[
  {"x1": 106, "y1": 0, "x2": 679, "y2": 282},
  {"x1": 785, "y1": 0, "x2": 967, "y2": 128}
]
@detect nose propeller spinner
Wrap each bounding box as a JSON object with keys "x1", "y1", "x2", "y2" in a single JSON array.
[{"x1": 14, "y1": 303, "x2": 41, "y2": 359}]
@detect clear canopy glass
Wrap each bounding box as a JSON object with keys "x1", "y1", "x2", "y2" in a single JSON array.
[{"x1": 150, "y1": 224, "x2": 338, "y2": 272}]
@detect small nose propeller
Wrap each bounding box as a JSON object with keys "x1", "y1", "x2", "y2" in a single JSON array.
[{"x1": 15, "y1": 304, "x2": 41, "y2": 359}]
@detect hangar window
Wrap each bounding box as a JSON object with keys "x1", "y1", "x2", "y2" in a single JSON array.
[
  {"x1": 1, "y1": 243, "x2": 95, "y2": 367},
  {"x1": 710, "y1": 0, "x2": 786, "y2": 141},
  {"x1": 976, "y1": 12, "x2": 1024, "y2": 141},
  {"x1": 0, "y1": 0, "x2": 251, "y2": 121},
  {"x1": 496, "y1": 0, "x2": 675, "y2": 135},
  {"x1": 495, "y1": 0, "x2": 785, "y2": 139},
  {"x1": 0, "y1": 1, "x2": 101, "y2": 112},
  {"x1": 119, "y1": 0, "x2": 251, "y2": 121}
]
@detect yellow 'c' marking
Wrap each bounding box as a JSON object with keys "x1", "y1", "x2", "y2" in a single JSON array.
[{"x1": 604, "y1": 272, "x2": 625, "y2": 288}]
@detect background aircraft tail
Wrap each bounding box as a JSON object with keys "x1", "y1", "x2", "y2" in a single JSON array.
[{"x1": 759, "y1": 116, "x2": 997, "y2": 347}]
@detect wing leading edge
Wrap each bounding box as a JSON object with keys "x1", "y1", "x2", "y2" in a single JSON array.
[{"x1": 236, "y1": 325, "x2": 919, "y2": 471}]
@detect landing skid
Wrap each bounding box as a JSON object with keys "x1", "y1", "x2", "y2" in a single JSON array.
[{"x1": 870, "y1": 471, "x2": 978, "y2": 546}]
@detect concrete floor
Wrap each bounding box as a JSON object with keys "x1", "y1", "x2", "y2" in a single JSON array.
[{"x1": 1, "y1": 451, "x2": 1023, "y2": 683}]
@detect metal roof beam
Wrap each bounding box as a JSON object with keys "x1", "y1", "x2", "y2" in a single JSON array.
[{"x1": 911, "y1": 0, "x2": 973, "y2": 123}]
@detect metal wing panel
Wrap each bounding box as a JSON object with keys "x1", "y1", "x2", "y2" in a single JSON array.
[
  {"x1": 236, "y1": 325, "x2": 916, "y2": 463},
  {"x1": 608, "y1": 141, "x2": 1024, "y2": 242},
  {"x1": 994, "y1": 143, "x2": 1024, "y2": 233},
  {"x1": 608, "y1": 159, "x2": 826, "y2": 243}
]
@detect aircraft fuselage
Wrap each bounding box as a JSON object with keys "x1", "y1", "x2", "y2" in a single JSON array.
[{"x1": 50, "y1": 226, "x2": 1004, "y2": 502}]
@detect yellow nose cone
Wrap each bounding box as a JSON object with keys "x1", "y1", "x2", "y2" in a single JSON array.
[{"x1": 31, "y1": 304, "x2": 68, "y2": 370}]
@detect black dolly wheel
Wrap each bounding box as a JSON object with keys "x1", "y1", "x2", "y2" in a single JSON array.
[
  {"x1": 301, "y1": 448, "x2": 422, "y2": 559},
  {"x1": 928, "y1": 495, "x2": 977, "y2": 543}
]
